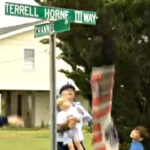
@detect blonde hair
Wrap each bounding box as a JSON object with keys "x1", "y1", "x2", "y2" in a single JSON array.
[
  {"x1": 57, "y1": 98, "x2": 64, "y2": 109},
  {"x1": 57, "y1": 97, "x2": 70, "y2": 110}
]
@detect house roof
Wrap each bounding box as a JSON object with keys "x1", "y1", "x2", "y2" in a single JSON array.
[{"x1": 0, "y1": 20, "x2": 44, "y2": 39}]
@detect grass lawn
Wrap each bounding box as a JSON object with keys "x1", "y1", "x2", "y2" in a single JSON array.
[{"x1": 0, "y1": 127, "x2": 93, "y2": 150}]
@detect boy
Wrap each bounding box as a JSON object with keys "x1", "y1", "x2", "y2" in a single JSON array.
[
  {"x1": 57, "y1": 97, "x2": 83, "y2": 150},
  {"x1": 129, "y1": 126, "x2": 149, "y2": 150}
]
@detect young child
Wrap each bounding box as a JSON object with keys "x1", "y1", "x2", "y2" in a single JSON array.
[
  {"x1": 129, "y1": 126, "x2": 149, "y2": 150},
  {"x1": 57, "y1": 97, "x2": 83, "y2": 150}
]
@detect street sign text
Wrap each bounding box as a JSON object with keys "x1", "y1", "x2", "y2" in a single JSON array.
[
  {"x1": 5, "y1": 2, "x2": 98, "y2": 25},
  {"x1": 34, "y1": 19, "x2": 70, "y2": 37}
]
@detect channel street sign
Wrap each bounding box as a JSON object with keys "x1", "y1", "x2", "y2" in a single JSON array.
[
  {"x1": 34, "y1": 19, "x2": 70, "y2": 37},
  {"x1": 34, "y1": 23, "x2": 54, "y2": 38},
  {"x1": 5, "y1": 2, "x2": 98, "y2": 25}
]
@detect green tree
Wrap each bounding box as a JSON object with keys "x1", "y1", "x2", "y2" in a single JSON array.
[{"x1": 35, "y1": 0, "x2": 150, "y2": 149}]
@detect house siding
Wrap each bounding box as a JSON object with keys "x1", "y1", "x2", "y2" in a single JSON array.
[
  {"x1": 0, "y1": 25, "x2": 76, "y2": 127},
  {"x1": 0, "y1": 30, "x2": 49, "y2": 90}
]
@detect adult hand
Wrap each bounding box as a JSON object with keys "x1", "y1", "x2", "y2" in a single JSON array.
[{"x1": 8, "y1": 115, "x2": 24, "y2": 127}]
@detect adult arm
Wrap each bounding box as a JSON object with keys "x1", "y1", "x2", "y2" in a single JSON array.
[
  {"x1": 74, "y1": 102, "x2": 93, "y2": 123},
  {"x1": 0, "y1": 115, "x2": 24, "y2": 127},
  {"x1": 57, "y1": 111, "x2": 69, "y2": 132},
  {"x1": 57, "y1": 121, "x2": 69, "y2": 132},
  {"x1": 8, "y1": 115, "x2": 24, "y2": 127},
  {"x1": 57, "y1": 116, "x2": 77, "y2": 132}
]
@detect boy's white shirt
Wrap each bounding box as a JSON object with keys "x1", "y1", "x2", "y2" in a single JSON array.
[
  {"x1": 57, "y1": 102, "x2": 92, "y2": 142},
  {"x1": 57, "y1": 106, "x2": 80, "y2": 125},
  {"x1": 57, "y1": 105, "x2": 81, "y2": 142}
]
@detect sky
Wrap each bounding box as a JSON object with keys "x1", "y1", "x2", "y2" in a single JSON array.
[{"x1": 0, "y1": 0, "x2": 39, "y2": 28}]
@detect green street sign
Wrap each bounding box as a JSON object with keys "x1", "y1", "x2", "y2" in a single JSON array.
[
  {"x1": 34, "y1": 19, "x2": 70, "y2": 37},
  {"x1": 5, "y1": 2, "x2": 98, "y2": 25},
  {"x1": 54, "y1": 19, "x2": 70, "y2": 33}
]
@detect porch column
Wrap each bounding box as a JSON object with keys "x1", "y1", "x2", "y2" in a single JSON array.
[
  {"x1": 0, "y1": 93, "x2": 1, "y2": 114},
  {"x1": 27, "y1": 92, "x2": 33, "y2": 127}
]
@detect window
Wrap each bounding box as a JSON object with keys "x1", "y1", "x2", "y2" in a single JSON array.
[{"x1": 24, "y1": 49, "x2": 35, "y2": 70}]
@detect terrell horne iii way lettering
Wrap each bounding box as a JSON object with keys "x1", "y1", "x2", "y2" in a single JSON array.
[
  {"x1": 5, "y1": 2, "x2": 97, "y2": 25},
  {"x1": 5, "y1": 3, "x2": 69, "y2": 20}
]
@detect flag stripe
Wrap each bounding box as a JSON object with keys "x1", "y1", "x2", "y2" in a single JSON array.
[
  {"x1": 93, "y1": 123, "x2": 101, "y2": 132},
  {"x1": 93, "y1": 105, "x2": 112, "y2": 120},
  {"x1": 92, "y1": 132, "x2": 103, "y2": 143}
]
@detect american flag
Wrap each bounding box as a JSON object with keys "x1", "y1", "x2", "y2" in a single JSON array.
[{"x1": 91, "y1": 65, "x2": 119, "y2": 150}]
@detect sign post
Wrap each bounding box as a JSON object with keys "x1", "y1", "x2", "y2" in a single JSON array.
[
  {"x1": 49, "y1": 32, "x2": 57, "y2": 150},
  {"x1": 49, "y1": 1, "x2": 56, "y2": 150}
]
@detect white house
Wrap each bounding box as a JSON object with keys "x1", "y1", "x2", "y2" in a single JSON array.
[{"x1": 0, "y1": 21, "x2": 76, "y2": 127}]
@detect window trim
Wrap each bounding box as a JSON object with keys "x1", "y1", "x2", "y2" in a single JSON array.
[{"x1": 23, "y1": 47, "x2": 35, "y2": 71}]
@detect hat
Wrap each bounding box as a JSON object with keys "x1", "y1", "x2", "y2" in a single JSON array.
[{"x1": 59, "y1": 83, "x2": 75, "y2": 94}]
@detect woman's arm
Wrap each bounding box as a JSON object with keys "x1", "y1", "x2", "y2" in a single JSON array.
[
  {"x1": 0, "y1": 115, "x2": 24, "y2": 127},
  {"x1": 0, "y1": 116, "x2": 8, "y2": 126},
  {"x1": 57, "y1": 120, "x2": 69, "y2": 132},
  {"x1": 57, "y1": 116, "x2": 77, "y2": 132},
  {"x1": 7, "y1": 115, "x2": 24, "y2": 127}
]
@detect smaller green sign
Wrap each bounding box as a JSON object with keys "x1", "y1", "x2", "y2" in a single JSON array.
[
  {"x1": 34, "y1": 19, "x2": 70, "y2": 37},
  {"x1": 34, "y1": 23, "x2": 54, "y2": 38},
  {"x1": 54, "y1": 19, "x2": 70, "y2": 34}
]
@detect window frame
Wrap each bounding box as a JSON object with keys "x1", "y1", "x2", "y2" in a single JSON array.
[{"x1": 23, "y1": 48, "x2": 35, "y2": 71}]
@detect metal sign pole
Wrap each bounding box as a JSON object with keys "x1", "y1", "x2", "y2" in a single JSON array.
[
  {"x1": 49, "y1": 32, "x2": 57, "y2": 150},
  {"x1": 49, "y1": 0, "x2": 57, "y2": 146}
]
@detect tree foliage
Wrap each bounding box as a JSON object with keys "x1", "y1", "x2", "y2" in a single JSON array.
[{"x1": 35, "y1": 0, "x2": 150, "y2": 149}]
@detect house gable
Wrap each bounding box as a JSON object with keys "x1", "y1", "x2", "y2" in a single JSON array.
[{"x1": 0, "y1": 22, "x2": 50, "y2": 90}]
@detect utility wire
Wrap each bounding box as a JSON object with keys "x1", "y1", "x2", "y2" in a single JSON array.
[{"x1": 0, "y1": 49, "x2": 49, "y2": 64}]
